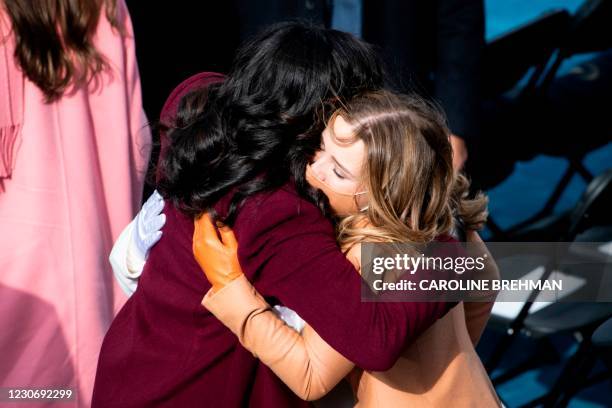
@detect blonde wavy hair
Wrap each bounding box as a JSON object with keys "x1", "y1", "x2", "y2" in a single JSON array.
[{"x1": 329, "y1": 90, "x2": 488, "y2": 248}]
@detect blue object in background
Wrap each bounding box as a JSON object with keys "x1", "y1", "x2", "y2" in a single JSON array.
[
  {"x1": 485, "y1": 0, "x2": 585, "y2": 39},
  {"x1": 484, "y1": 0, "x2": 611, "y2": 234},
  {"x1": 483, "y1": 3, "x2": 610, "y2": 408},
  {"x1": 332, "y1": 0, "x2": 362, "y2": 37}
]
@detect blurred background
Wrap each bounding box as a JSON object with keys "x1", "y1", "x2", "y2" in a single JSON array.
[{"x1": 124, "y1": 0, "x2": 612, "y2": 406}]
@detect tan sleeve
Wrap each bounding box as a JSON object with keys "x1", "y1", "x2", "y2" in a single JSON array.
[
  {"x1": 463, "y1": 230, "x2": 500, "y2": 345},
  {"x1": 202, "y1": 275, "x2": 355, "y2": 401}
]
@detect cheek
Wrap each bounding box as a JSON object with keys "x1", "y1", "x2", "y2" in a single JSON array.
[
  {"x1": 310, "y1": 159, "x2": 328, "y2": 181},
  {"x1": 331, "y1": 177, "x2": 362, "y2": 195},
  {"x1": 326, "y1": 177, "x2": 347, "y2": 193},
  {"x1": 312, "y1": 151, "x2": 323, "y2": 162}
]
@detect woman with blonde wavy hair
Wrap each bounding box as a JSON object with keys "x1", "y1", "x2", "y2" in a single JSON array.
[
  {"x1": 0, "y1": 0, "x2": 149, "y2": 405},
  {"x1": 193, "y1": 90, "x2": 501, "y2": 407}
]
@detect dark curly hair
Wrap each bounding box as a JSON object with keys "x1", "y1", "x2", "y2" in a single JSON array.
[{"x1": 157, "y1": 21, "x2": 384, "y2": 225}]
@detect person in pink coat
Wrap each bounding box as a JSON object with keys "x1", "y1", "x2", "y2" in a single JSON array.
[{"x1": 0, "y1": 0, "x2": 150, "y2": 405}]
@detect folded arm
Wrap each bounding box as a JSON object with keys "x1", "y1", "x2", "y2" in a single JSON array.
[
  {"x1": 199, "y1": 192, "x2": 456, "y2": 371},
  {"x1": 202, "y1": 275, "x2": 354, "y2": 401}
]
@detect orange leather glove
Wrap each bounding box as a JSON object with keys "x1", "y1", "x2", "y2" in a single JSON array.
[{"x1": 192, "y1": 213, "x2": 243, "y2": 293}]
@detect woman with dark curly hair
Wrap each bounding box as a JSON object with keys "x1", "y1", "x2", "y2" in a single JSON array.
[
  {"x1": 93, "y1": 22, "x2": 455, "y2": 407},
  {"x1": 194, "y1": 90, "x2": 500, "y2": 407}
]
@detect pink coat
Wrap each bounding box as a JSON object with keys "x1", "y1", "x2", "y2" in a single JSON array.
[{"x1": 0, "y1": 1, "x2": 150, "y2": 406}]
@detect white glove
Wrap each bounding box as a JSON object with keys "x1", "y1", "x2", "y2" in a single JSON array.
[
  {"x1": 130, "y1": 190, "x2": 166, "y2": 265},
  {"x1": 112, "y1": 191, "x2": 166, "y2": 297},
  {"x1": 273, "y1": 305, "x2": 306, "y2": 333}
]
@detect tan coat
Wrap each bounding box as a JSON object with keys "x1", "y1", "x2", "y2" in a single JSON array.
[{"x1": 203, "y1": 234, "x2": 501, "y2": 407}]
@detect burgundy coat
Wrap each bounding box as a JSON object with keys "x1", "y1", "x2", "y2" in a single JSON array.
[{"x1": 92, "y1": 74, "x2": 453, "y2": 407}]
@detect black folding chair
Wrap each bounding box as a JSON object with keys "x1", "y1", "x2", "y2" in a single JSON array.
[
  {"x1": 593, "y1": 316, "x2": 612, "y2": 368},
  {"x1": 484, "y1": 170, "x2": 612, "y2": 400},
  {"x1": 532, "y1": 315, "x2": 612, "y2": 407},
  {"x1": 482, "y1": 9, "x2": 571, "y2": 99},
  {"x1": 500, "y1": 0, "x2": 612, "y2": 242},
  {"x1": 481, "y1": 0, "x2": 612, "y2": 241}
]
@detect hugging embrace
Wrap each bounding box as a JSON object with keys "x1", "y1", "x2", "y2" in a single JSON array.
[{"x1": 93, "y1": 22, "x2": 501, "y2": 408}]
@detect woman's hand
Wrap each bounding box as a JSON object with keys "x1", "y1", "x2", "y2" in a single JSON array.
[
  {"x1": 193, "y1": 214, "x2": 243, "y2": 292},
  {"x1": 131, "y1": 190, "x2": 166, "y2": 263}
]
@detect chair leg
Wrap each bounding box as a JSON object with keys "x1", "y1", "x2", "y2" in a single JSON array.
[
  {"x1": 573, "y1": 159, "x2": 594, "y2": 182},
  {"x1": 541, "y1": 167, "x2": 575, "y2": 216},
  {"x1": 486, "y1": 330, "x2": 518, "y2": 374},
  {"x1": 522, "y1": 338, "x2": 592, "y2": 408},
  {"x1": 556, "y1": 351, "x2": 608, "y2": 408},
  {"x1": 492, "y1": 341, "x2": 559, "y2": 386}
]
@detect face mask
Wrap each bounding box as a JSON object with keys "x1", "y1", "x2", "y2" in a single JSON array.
[{"x1": 305, "y1": 164, "x2": 368, "y2": 216}]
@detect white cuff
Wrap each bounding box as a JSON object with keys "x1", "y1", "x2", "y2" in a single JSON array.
[{"x1": 110, "y1": 220, "x2": 142, "y2": 296}]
